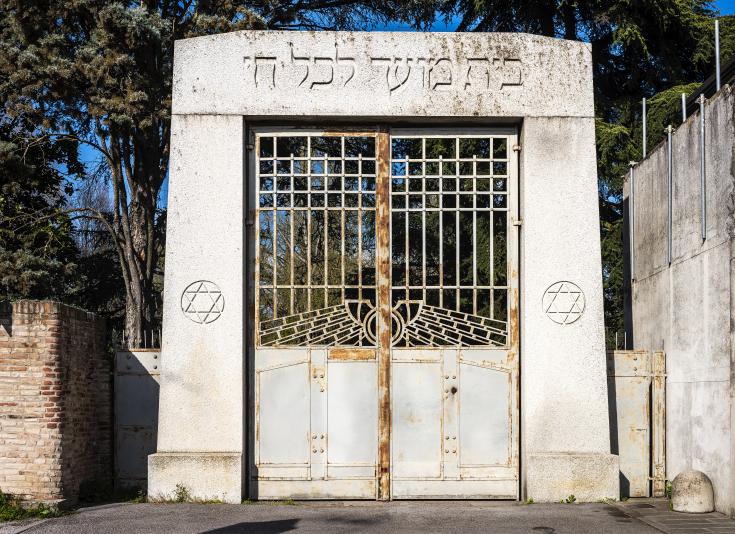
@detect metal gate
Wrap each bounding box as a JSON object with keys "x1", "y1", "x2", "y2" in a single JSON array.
[{"x1": 248, "y1": 128, "x2": 519, "y2": 500}]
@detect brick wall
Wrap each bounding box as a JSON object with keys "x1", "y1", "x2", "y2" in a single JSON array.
[{"x1": 0, "y1": 301, "x2": 111, "y2": 504}]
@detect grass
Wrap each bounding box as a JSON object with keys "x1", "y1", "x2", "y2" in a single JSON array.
[
  {"x1": 147, "y1": 484, "x2": 224, "y2": 504},
  {"x1": 0, "y1": 491, "x2": 65, "y2": 522},
  {"x1": 242, "y1": 498, "x2": 298, "y2": 506}
]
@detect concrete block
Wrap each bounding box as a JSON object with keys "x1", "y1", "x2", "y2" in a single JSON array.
[
  {"x1": 526, "y1": 452, "x2": 620, "y2": 502},
  {"x1": 148, "y1": 453, "x2": 242, "y2": 504},
  {"x1": 172, "y1": 30, "x2": 593, "y2": 118},
  {"x1": 671, "y1": 469, "x2": 715, "y2": 513}
]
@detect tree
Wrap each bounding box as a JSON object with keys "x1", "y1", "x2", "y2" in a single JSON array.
[
  {"x1": 0, "y1": 112, "x2": 81, "y2": 301},
  {"x1": 0, "y1": 0, "x2": 394, "y2": 346},
  {"x1": 391, "y1": 1, "x2": 732, "y2": 341}
]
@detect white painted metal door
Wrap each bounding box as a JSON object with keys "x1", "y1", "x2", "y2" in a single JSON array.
[{"x1": 249, "y1": 128, "x2": 518, "y2": 500}]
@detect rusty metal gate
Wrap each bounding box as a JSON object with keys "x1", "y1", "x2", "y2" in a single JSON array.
[
  {"x1": 607, "y1": 350, "x2": 666, "y2": 498},
  {"x1": 248, "y1": 128, "x2": 519, "y2": 500}
]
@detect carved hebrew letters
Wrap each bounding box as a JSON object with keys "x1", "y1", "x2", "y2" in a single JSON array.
[
  {"x1": 244, "y1": 55, "x2": 277, "y2": 88},
  {"x1": 370, "y1": 57, "x2": 413, "y2": 93},
  {"x1": 244, "y1": 43, "x2": 523, "y2": 93},
  {"x1": 290, "y1": 42, "x2": 355, "y2": 89},
  {"x1": 371, "y1": 56, "x2": 456, "y2": 93},
  {"x1": 465, "y1": 57, "x2": 524, "y2": 90},
  {"x1": 429, "y1": 58, "x2": 453, "y2": 90},
  {"x1": 495, "y1": 58, "x2": 523, "y2": 88}
]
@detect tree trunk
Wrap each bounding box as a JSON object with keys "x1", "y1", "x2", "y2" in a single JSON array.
[
  {"x1": 103, "y1": 128, "x2": 163, "y2": 349},
  {"x1": 563, "y1": 2, "x2": 576, "y2": 40}
]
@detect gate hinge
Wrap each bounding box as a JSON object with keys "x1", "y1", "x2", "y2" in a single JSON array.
[
  {"x1": 245, "y1": 131, "x2": 255, "y2": 151},
  {"x1": 512, "y1": 144, "x2": 522, "y2": 152},
  {"x1": 512, "y1": 219, "x2": 523, "y2": 227}
]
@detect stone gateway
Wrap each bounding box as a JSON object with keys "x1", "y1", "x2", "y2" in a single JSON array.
[{"x1": 149, "y1": 30, "x2": 619, "y2": 503}]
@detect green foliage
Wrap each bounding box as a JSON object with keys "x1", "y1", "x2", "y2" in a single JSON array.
[
  {"x1": 635, "y1": 82, "x2": 702, "y2": 154},
  {"x1": 396, "y1": 1, "x2": 734, "y2": 340},
  {"x1": 3, "y1": 0, "x2": 734, "y2": 341},
  {"x1": 0, "y1": 490, "x2": 63, "y2": 522},
  {"x1": 174, "y1": 483, "x2": 191, "y2": 503},
  {"x1": 0, "y1": 116, "x2": 124, "y2": 315},
  {"x1": 0, "y1": 118, "x2": 79, "y2": 300},
  {"x1": 561, "y1": 494, "x2": 576, "y2": 504},
  {"x1": 0, "y1": 0, "x2": 396, "y2": 343}
]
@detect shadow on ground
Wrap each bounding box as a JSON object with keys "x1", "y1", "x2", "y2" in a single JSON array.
[{"x1": 202, "y1": 518, "x2": 299, "y2": 533}]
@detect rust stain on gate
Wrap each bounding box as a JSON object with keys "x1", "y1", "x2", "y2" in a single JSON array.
[{"x1": 375, "y1": 130, "x2": 392, "y2": 500}]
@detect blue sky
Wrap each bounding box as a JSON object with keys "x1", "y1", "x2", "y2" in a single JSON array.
[
  {"x1": 718, "y1": 0, "x2": 735, "y2": 15},
  {"x1": 77, "y1": 1, "x2": 735, "y2": 209}
]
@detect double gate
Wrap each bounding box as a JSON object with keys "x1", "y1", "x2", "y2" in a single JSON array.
[{"x1": 248, "y1": 128, "x2": 519, "y2": 499}]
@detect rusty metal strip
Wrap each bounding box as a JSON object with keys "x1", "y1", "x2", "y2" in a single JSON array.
[
  {"x1": 328, "y1": 348, "x2": 377, "y2": 361},
  {"x1": 375, "y1": 130, "x2": 392, "y2": 500},
  {"x1": 652, "y1": 351, "x2": 666, "y2": 497}
]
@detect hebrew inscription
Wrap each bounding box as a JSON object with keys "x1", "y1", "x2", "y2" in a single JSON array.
[{"x1": 243, "y1": 42, "x2": 523, "y2": 93}]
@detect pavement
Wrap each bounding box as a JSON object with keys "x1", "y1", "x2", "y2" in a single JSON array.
[{"x1": 0, "y1": 499, "x2": 734, "y2": 534}]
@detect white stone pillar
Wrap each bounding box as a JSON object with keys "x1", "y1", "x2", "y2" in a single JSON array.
[
  {"x1": 148, "y1": 115, "x2": 245, "y2": 503},
  {"x1": 520, "y1": 116, "x2": 619, "y2": 501}
]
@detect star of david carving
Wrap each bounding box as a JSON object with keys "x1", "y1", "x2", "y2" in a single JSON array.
[
  {"x1": 542, "y1": 281, "x2": 585, "y2": 325},
  {"x1": 181, "y1": 281, "x2": 224, "y2": 324}
]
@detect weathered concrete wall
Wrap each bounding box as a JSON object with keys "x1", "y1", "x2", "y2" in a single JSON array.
[
  {"x1": 625, "y1": 85, "x2": 735, "y2": 514},
  {"x1": 0, "y1": 301, "x2": 111, "y2": 504},
  {"x1": 172, "y1": 31, "x2": 593, "y2": 118},
  {"x1": 150, "y1": 113, "x2": 244, "y2": 503},
  {"x1": 521, "y1": 116, "x2": 618, "y2": 501}
]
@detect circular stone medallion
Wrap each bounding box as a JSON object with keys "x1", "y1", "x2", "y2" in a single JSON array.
[
  {"x1": 181, "y1": 280, "x2": 224, "y2": 324},
  {"x1": 542, "y1": 281, "x2": 585, "y2": 325}
]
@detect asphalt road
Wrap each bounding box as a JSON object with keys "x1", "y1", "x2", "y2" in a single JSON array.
[{"x1": 0, "y1": 501, "x2": 662, "y2": 534}]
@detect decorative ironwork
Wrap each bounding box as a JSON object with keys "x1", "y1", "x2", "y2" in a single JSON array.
[
  {"x1": 391, "y1": 301, "x2": 507, "y2": 347},
  {"x1": 542, "y1": 281, "x2": 585, "y2": 325},
  {"x1": 389, "y1": 134, "x2": 510, "y2": 347},
  {"x1": 259, "y1": 300, "x2": 376, "y2": 347},
  {"x1": 258, "y1": 299, "x2": 506, "y2": 347},
  {"x1": 181, "y1": 280, "x2": 224, "y2": 324},
  {"x1": 255, "y1": 131, "x2": 511, "y2": 348},
  {"x1": 256, "y1": 132, "x2": 378, "y2": 347}
]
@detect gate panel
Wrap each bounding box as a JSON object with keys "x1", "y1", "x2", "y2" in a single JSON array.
[
  {"x1": 326, "y1": 359, "x2": 378, "y2": 476},
  {"x1": 389, "y1": 131, "x2": 519, "y2": 499},
  {"x1": 607, "y1": 350, "x2": 667, "y2": 498},
  {"x1": 255, "y1": 350, "x2": 310, "y2": 474},
  {"x1": 392, "y1": 356, "x2": 443, "y2": 480},
  {"x1": 251, "y1": 131, "x2": 380, "y2": 499},
  {"x1": 251, "y1": 128, "x2": 518, "y2": 500},
  {"x1": 458, "y1": 362, "x2": 511, "y2": 466}
]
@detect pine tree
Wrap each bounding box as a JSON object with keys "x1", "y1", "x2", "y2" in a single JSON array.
[{"x1": 0, "y1": 0, "x2": 393, "y2": 346}]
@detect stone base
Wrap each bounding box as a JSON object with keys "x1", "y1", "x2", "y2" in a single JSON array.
[
  {"x1": 526, "y1": 452, "x2": 620, "y2": 502},
  {"x1": 148, "y1": 453, "x2": 242, "y2": 503}
]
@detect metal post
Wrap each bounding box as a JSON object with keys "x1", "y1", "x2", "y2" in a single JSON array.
[
  {"x1": 375, "y1": 130, "x2": 392, "y2": 500},
  {"x1": 715, "y1": 19, "x2": 721, "y2": 91},
  {"x1": 642, "y1": 98, "x2": 647, "y2": 157},
  {"x1": 666, "y1": 125, "x2": 673, "y2": 265},
  {"x1": 699, "y1": 94, "x2": 707, "y2": 241},
  {"x1": 681, "y1": 92, "x2": 686, "y2": 123},
  {"x1": 629, "y1": 161, "x2": 636, "y2": 282}
]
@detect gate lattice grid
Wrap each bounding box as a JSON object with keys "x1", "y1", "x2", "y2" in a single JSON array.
[{"x1": 254, "y1": 131, "x2": 510, "y2": 350}]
